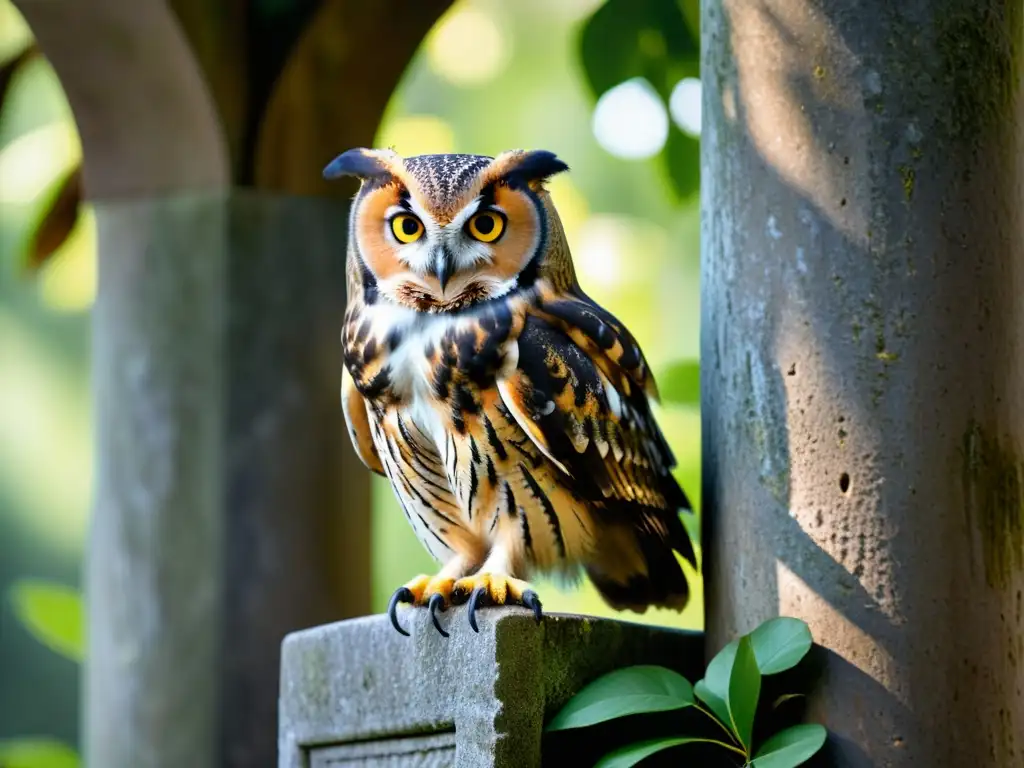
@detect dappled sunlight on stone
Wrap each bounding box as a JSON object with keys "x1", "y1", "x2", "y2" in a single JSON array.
[
  {"x1": 776, "y1": 314, "x2": 902, "y2": 626},
  {"x1": 776, "y1": 560, "x2": 905, "y2": 706},
  {"x1": 729, "y1": 0, "x2": 868, "y2": 244}
]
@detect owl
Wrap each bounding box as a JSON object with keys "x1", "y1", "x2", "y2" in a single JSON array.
[{"x1": 326, "y1": 147, "x2": 697, "y2": 636}]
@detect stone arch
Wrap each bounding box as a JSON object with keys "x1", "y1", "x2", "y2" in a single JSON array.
[{"x1": 12, "y1": 0, "x2": 227, "y2": 197}]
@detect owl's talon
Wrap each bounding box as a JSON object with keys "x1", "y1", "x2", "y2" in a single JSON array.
[
  {"x1": 428, "y1": 592, "x2": 449, "y2": 637},
  {"x1": 522, "y1": 589, "x2": 543, "y2": 624},
  {"x1": 456, "y1": 573, "x2": 541, "y2": 632},
  {"x1": 388, "y1": 586, "x2": 414, "y2": 636},
  {"x1": 467, "y1": 585, "x2": 488, "y2": 633}
]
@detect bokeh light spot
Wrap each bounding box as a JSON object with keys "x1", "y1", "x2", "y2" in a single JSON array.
[
  {"x1": 376, "y1": 115, "x2": 455, "y2": 157},
  {"x1": 546, "y1": 174, "x2": 590, "y2": 249},
  {"x1": 591, "y1": 78, "x2": 668, "y2": 160},
  {"x1": 0, "y1": 122, "x2": 81, "y2": 204},
  {"x1": 426, "y1": 7, "x2": 510, "y2": 87},
  {"x1": 670, "y1": 77, "x2": 702, "y2": 136}
]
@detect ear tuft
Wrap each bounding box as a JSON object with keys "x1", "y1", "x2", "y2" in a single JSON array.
[
  {"x1": 323, "y1": 148, "x2": 394, "y2": 181},
  {"x1": 500, "y1": 150, "x2": 569, "y2": 189}
]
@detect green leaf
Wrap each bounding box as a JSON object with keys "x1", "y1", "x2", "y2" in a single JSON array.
[
  {"x1": 751, "y1": 724, "x2": 827, "y2": 767},
  {"x1": 546, "y1": 665, "x2": 693, "y2": 731},
  {"x1": 693, "y1": 678, "x2": 728, "y2": 724},
  {"x1": 9, "y1": 579, "x2": 84, "y2": 662},
  {"x1": 578, "y1": 0, "x2": 699, "y2": 102},
  {"x1": 727, "y1": 636, "x2": 761, "y2": 753},
  {"x1": 0, "y1": 738, "x2": 80, "y2": 768},
  {"x1": 594, "y1": 737, "x2": 711, "y2": 768},
  {"x1": 695, "y1": 639, "x2": 736, "y2": 727},
  {"x1": 750, "y1": 617, "x2": 814, "y2": 675},
  {"x1": 657, "y1": 359, "x2": 700, "y2": 405},
  {"x1": 662, "y1": 127, "x2": 700, "y2": 201}
]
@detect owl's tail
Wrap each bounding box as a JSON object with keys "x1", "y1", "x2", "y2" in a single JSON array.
[{"x1": 585, "y1": 510, "x2": 697, "y2": 614}]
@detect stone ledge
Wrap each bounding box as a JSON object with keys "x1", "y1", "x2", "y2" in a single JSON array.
[{"x1": 279, "y1": 609, "x2": 703, "y2": 768}]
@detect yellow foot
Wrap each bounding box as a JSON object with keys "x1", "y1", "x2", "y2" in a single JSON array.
[
  {"x1": 450, "y1": 573, "x2": 543, "y2": 633},
  {"x1": 387, "y1": 573, "x2": 458, "y2": 637}
]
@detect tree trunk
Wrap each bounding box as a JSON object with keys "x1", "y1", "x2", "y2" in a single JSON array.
[{"x1": 702, "y1": 0, "x2": 1024, "y2": 764}]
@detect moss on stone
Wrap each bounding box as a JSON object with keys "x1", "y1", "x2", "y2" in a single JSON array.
[
  {"x1": 898, "y1": 164, "x2": 916, "y2": 201},
  {"x1": 962, "y1": 422, "x2": 1024, "y2": 589},
  {"x1": 934, "y1": 7, "x2": 1022, "y2": 143}
]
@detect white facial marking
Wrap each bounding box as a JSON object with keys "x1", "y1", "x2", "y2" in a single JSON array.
[{"x1": 383, "y1": 195, "x2": 504, "y2": 281}]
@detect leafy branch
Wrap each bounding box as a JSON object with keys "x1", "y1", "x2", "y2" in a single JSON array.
[
  {"x1": 546, "y1": 617, "x2": 827, "y2": 767},
  {"x1": 577, "y1": 0, "x2": 701, "y2": 201}
]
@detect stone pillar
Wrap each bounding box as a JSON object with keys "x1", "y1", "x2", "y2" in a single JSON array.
[
  {"x1": 87, "y1": 192, "x2": 367, "y2": 767},
  {"x1": 278, "y1": 612, "x2": 704, "y2": 768},
  {"x1": 88, "y1": 197, "x2": 226, "y2": 768},
  {"x1": 701, "y1": 0, "x2": 1024, "y2": 764}
]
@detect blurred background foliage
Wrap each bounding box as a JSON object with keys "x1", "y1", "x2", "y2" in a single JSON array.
[{"x1": 0, "y1": 0, "x2": 700, "y2": 760}]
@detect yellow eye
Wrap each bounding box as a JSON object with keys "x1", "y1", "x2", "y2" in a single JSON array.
[
  {"x1": 390, "y1": 213, "x2": 424, "y2": 244},
  {"x1": 466, "y1": 211, "x2": 506, "y2": 243}
]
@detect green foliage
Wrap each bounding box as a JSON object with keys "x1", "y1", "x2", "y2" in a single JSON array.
[
  {"x1": 0, "y1": 738, "x2": 79, "y2": 768},
  {"x1": 749, "y1": 617, "x2": 813, "y2": 675},
  {"x1": 663, "y1": 126, "x2": 701, "y2": 200},
  {"x1": 8, "y1": 579, "x2": 84, "y2": 663},
  {"x1": 578, "y1": 0, "x2": 698, "y2": 100},
  {"x1": 546, "y1": 666, "x2": 693, "y2": 731},
  {"x1": 657, "y1": 359, "x2": 700, "y2": 406},
  {"x1": 726, "y1": 637, "x2": 760, "y2": 752},
  {"x1": 578, "y1": 0, "x2": 701, "y2": 202},
  {"x1": 594, "y1": 737, "x2": 705, "y2": 768},
  {"x1": 695, "y1": 637, "x2": 735, "y2": 723},
  {"x1": 751, "y1": 725, "x2": 828, "y2": 768},
  {"x1": 546, "y1": 617, "x2": 826, "y2": 767}
]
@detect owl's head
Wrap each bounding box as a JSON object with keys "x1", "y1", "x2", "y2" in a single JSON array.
[{"x1": 325, "y1": 148, "x2": 573, "y2": 312}]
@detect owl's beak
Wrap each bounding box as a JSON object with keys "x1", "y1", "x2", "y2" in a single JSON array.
[{"x1": 435, "y1": 249, "x2": 455, "y2": 293}]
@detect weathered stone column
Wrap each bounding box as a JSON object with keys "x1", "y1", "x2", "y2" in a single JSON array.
[
  {"x1": 88, "y1": 197, "x2": 226, "y2": 768},
  {"x1": 86, "y1": 192, "x2": 367, "y2": 767},
  {"x1": 702, "y1": 0, "x2": 1023, "y2": 764}
]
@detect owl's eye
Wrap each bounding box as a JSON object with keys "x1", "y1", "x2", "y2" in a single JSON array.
[
  {"x1": 466, "y1": 211, "x2": 506, "y2": 243},
  {"x1": 390, "y1": 213, "x2": 424, "y2": 244}
]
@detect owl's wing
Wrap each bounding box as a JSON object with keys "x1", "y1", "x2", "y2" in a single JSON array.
[
  {"x1": 534, "y1": 288, "x2": 661, "y2": 402},
  {"x1": 498, "y1": 293, "x2": 696, "y2": 566},
  {"x1": 341, "y1": 366, "x2": 385, "y2": 476}
]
